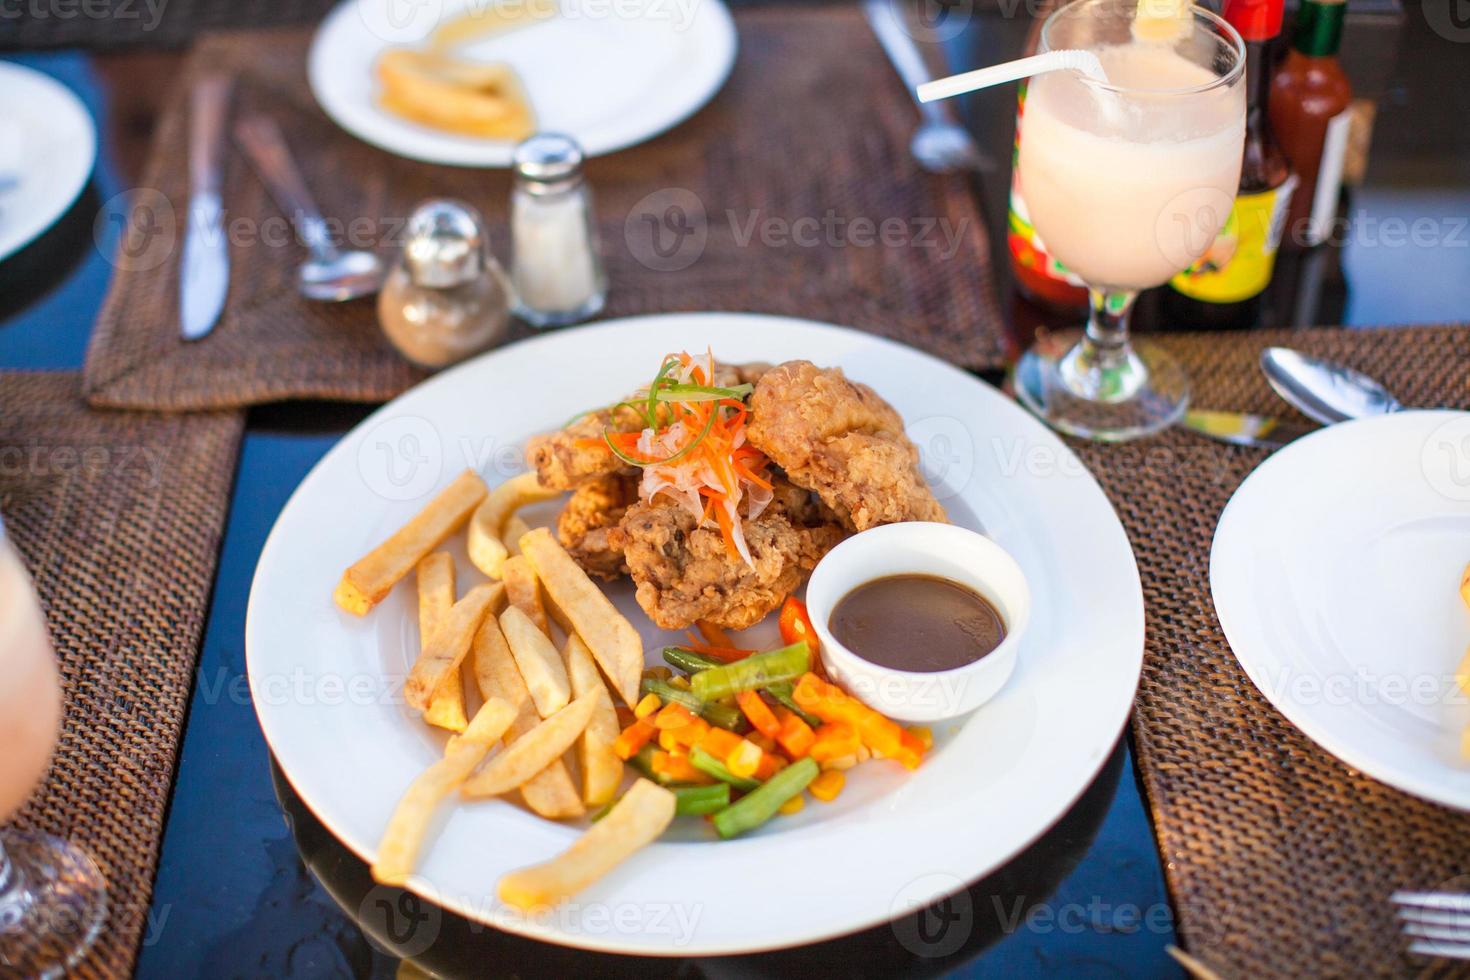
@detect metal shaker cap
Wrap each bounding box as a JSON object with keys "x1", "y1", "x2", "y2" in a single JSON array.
[
  {"x1": 403, "y1": 199, "x2": 487, "y2": 288},
  {"x1": 513, "y1": 133, "x2": 585, "y2": 194}
]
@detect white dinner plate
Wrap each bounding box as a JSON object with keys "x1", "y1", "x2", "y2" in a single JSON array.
[
  {"x1": 0, "y1": 62, "x2": 96, "y2": 264},
  {"x1": 308, "y1": 0, "x2": 737, "y2": 167},
  {"x1": 246, "y1": 313, "x2": 1144, "y2": 955},
  {"x1": 1212, "y1": 410, "x2": 1470, "y2": 811}
]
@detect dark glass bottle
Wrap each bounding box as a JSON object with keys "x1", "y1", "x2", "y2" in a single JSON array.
[{"x1": 1162, "y1": 0, "x2": 1296, "y2": 330}]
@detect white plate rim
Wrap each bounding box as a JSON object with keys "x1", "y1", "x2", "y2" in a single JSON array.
[
  {"x1": 306, "y1": 0, "x2": 738, "y2": 168},
  {"x1": 0, "y1": 62, "x2": 96, "y2": 264},
  {"x1": 1211, "y1": 409, "x2": 1470, "y2": 811},
  {"x1": 246, "y1": 312, "x2": 1146, "y2": 955}
]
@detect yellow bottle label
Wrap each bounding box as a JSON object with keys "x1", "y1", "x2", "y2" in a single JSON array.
[{"x1": 1170, "y1": 175, "x2": 1297, "y2": 303}]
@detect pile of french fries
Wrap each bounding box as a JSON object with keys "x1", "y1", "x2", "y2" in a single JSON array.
[{"x1": 334, "y1": 469, "x2": 672, "y2": 909}]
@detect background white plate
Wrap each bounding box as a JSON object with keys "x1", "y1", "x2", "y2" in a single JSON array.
[
  {"x1": 0, "y1": 62, "x2": 96, "y2": 264},
  {"x1": 1213, "y1": 410, "x2": 1470, "y2": 811},
  {"x1": 308, "y1": 0, "x2": 737, "y2": 167},
  {"x1": 247, "y1": 314, "x2": 1144, "y2": 955}
]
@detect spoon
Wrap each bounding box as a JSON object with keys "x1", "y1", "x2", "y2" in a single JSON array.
[
  {"x1": 1260, "y1": 347, "x2": 1404, "y2": 425},
  {"x1": 233, "y1": 114, "x2": 384, "y2": 302}
]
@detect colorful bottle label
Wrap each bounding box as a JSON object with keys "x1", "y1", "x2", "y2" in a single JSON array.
[
  {"x1": 1170, "y1": 175, "x2": 1298, "y2": 303},
  {"x1": 1006, "y1": 81, "x2": 1085, "y2": 290}
]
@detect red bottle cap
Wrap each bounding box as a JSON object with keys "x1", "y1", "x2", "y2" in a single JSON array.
[{"x1": 1222, "y1": 0, "x2": 1284, "y2": 41}]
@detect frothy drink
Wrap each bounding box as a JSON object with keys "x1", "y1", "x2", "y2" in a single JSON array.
[
  {"x1": 1018, "y1": 41, "x2": 1245, "y2": 291},
  {"x1": 0, "y1": 538, "x2": 61, "y2": 822}
]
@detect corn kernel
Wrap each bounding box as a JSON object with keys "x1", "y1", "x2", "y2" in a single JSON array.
[
  {"x1": 726, "y1": 739, "x2": 763, "y2": 779},
  {"x1": 906, "y1": 726, "x2": 933, "y2": 751},
  {"x1": 778, "y1": 793, "x2": 805, "y2": 815},
  {"x1": 658, "y1": 728, "x2": 682, "y2": 752},
  {"x1": 635, "y1": 693, "x2": 661, "y2": 719},
  {"x1": 809, "y1": 769, "x2": 845, "y2": 802},
  {"x1": 819, "y1": 754, "x2": 858, "y2": 772},
  {"x1": 669, "y1": 675, "x2": 692, "y2": 691},
  {"x1": 855, "y1": 744, "x2": 871, "y2": 763}
]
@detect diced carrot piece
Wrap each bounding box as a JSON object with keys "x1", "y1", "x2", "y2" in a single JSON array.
[
  {"x1": 613, "y1": 718, "x2": 656, "y2": 760},
  {"x1": 895, "y1": 730, "x2": 926, "y2": 770},
  {"x1": 654, "y1": 702, "x2": 697, "y2": 730},
  {"x1": 651, "y1": 751, "x2": 713, "y2": 785},
  {"x1": 658, "y1": 728, "x2": 683, "y2": 752},
  {"x1": 808, "y1": 722, "x2": 861, "y2": 763},
  {"x1": 698, "y1": 727, "x2": 745, "y2": 759},
  {"x1": 778, "y1": 793, "x2": 805, "y2": 815},
  {"x1": 736, "y1": 690, "x2": 782, "y2": 739},
  {"x1": 754, "y1": 752, "x2": 785, "y2": 780},
  {"x1": 775, "y1": 708, "x2": 816, "y2": 758},
  {"x1": 809, "y1": 769, "x2": 845, "y2": 802},
  {"x1": 726, "y1": 739, "x2": 763, "y2": 779},
  {"x1": 667, "y1": 719, "x2": 707, "y2": 749},
  {"x1": 635, "y1": 693, "x2": 661, "y2": 719},
  {"x1": 697, "y1": 620, "x2": 735, "y2": 648},
  {"x1": 907, "y1": 726, "x2": 933, "y2": 751}
]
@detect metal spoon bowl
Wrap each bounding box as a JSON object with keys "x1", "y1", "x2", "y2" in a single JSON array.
[
  {"x1": 298, "y1": 248, "x2": 384, "y2": 302},
  {"x1": 1260, "y1": 347, "x2": 1404, "y2": 426}
]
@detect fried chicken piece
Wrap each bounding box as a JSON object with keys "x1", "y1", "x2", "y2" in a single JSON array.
[
  {"x1": 557, "y1": 473, "x2": 638, "y2": 580},
  {"x1": 746, "y1": 360, "x2": 947, "y2": 531},
  {"x1": 525, "y1": 405, "x2": 640, "y2": 490},
  {"x1": 610, "y1": 481, "x2": 845, "y2": 631}
]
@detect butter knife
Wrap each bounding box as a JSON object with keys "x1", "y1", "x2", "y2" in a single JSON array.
[
  {"x1": 1182, "y1": 410, "x2": 1316, "y2": 449},
  {"x1": 179, "y1": 74, "x2": 233, "y2": 341}
]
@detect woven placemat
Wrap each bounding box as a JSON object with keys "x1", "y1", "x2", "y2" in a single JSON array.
[
  {"x1": 83, "y1": 10, "x2": 1006, "y2": 411},
  {"x1": 1073, "y1": 324, "x2": 1470, "y2": 977},
  {"x1": 0, "y1": 373, "x2": 242, "y2": 978}
]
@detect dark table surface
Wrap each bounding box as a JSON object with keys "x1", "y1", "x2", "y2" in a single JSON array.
[{"x1": 0, "y1": 3, "x2": 1465, "y2": 976}]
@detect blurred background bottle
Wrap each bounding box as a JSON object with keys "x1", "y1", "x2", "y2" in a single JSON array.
[
  {"x1": 1271, "y1": 0, "x2": 1353, "y2": 250},
  {"x1": 1161, "y1": 0, "x2": 1296, "y2": 330}
]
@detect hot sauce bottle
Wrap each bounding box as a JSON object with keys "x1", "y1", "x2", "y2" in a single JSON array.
[
  {"x1": 1270, "y1": 0, "x2": 1353, "y2": 249},
  {"x1": 1162, "y1": 0, "x2": 1296, "y2": 330}
]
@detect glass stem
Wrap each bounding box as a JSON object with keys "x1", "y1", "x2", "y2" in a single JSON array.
[{"x1": 1083, "y1": 288, "x2": 1137, "y2": 363}]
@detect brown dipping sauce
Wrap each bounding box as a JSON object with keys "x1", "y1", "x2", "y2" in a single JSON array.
[{"x1": 829, "y1": 574, "x2": 1006, "y2": 673}]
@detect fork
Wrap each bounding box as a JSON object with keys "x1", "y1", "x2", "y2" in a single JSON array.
[{"x1": 1392, "y1": 891, "x2": 1470, "y2": 959}]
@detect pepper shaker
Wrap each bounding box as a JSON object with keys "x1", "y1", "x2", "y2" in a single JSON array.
[
  {"x1": 378, "y1": 199, "x2": 512, "y2": 368},
  {"x1": 509, "y1": 133, "x2": 608, "y2": 328}
]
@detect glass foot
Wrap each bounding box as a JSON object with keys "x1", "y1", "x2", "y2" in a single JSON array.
[
  {"x1": 0, "y1": 831, "x2": 107, "y2": 978},
  {"x1": 1015, "y1": 329, "x2": 1189, "y2": 442}
]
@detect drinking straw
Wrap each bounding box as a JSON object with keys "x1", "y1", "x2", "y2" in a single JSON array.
[{"x1": 916, "y1": 50, "x2": 1109, "y2": 103}]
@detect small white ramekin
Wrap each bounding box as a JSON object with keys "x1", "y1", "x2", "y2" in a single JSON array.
[{"x1": 804, "y1": 522, "x2": 1030, "y2": 724}]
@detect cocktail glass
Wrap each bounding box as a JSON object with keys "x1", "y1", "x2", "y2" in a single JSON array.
[{"x1": 1014, "y1": 0, "x2": 1247, "y2": 441}]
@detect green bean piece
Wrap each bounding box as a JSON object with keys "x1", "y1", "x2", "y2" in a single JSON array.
[
  {"x1": 629, "y1": 744, "x2": 675, "y2": 786},
  {"x1": 639, "y1": 677, "x2": 749, "y2": 732},
  {"x1": 673, "y1": 783, "x2": 731, "y2": 816},
  {"x1": 712, "y1": 757, "x2": 819, "y2": 839},
  {"x1": 690, "y1": 642, "x2": 810, "y2": 702},
  {"x1": 662, "y1": 647, "x2": 724, "y2": 674},
  {"x1": 688, "y1": 746, "x2": 760, "y2": 791}
]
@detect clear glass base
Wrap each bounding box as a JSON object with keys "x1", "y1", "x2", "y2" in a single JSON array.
[
  {"x1": 513, "y1": 288, "x2": 607, "y2": 330},
  {"x1": 0, "y1": 831, "x2": 107, "y2": 978},
  {"x1": 1015, "y1": 328, "x2": 1190, "y2": 442}
]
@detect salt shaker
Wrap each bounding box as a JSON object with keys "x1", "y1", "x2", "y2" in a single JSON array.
[
  {"x1": 509, "y1": 133, "x2": 608, "y2": 328},
  {"x1": 378, "y1": 200, "x2": 512, "y2": 369}
]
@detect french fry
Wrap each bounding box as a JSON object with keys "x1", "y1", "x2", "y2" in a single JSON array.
[
  {"x1": 1461, "y1": 562, "x2": 1470, "y2": 610},
  {"x1": 519, "y1": 527, "x2": 643, "y2": 706},
  {"x1": 375, "y1": 49, "x2": 536, "y2": 141},
  {"x1": 500, "y1": 606, "x2": 572, "y2": 717},
  {"x1": 418, "y1": 553, "x2": 467, "y2": 732},
  {"x1": 462, "y1": 689, "x2": 600, "y2": 798},
  {"x1": 467, "y1": 473, "x2": 560, "y2": 579},
  {"x1": 335, "y1": 469, "x2": 487, "y2": 615},
  {"x1": 503, "y1": 514, "x2": 533, "y2": 556},
  {"x1": 497, "y1": 779, "x2": 675, "y2": 910},
  {"x1": 1457, "y1": 643, "x2": 1470, "y2": 697},
  {"x1": 563, "y1": 633, "x2": 623, "y2": 806},
  {"x1": 372, "y1": 697, "x2": 516, "y2": 885},
  {"x1": 429, "y1": 0, "x2": 557, "y2": 50},
  {"x1": 502, "y1": 555, "x2": 551, "y2": 635},
  {"x1": 471, "y1": 616, "x2": 584, "y2": 818},
  {"x1": 405, "y1": 583, "x2": 503, "y2": 710}
]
